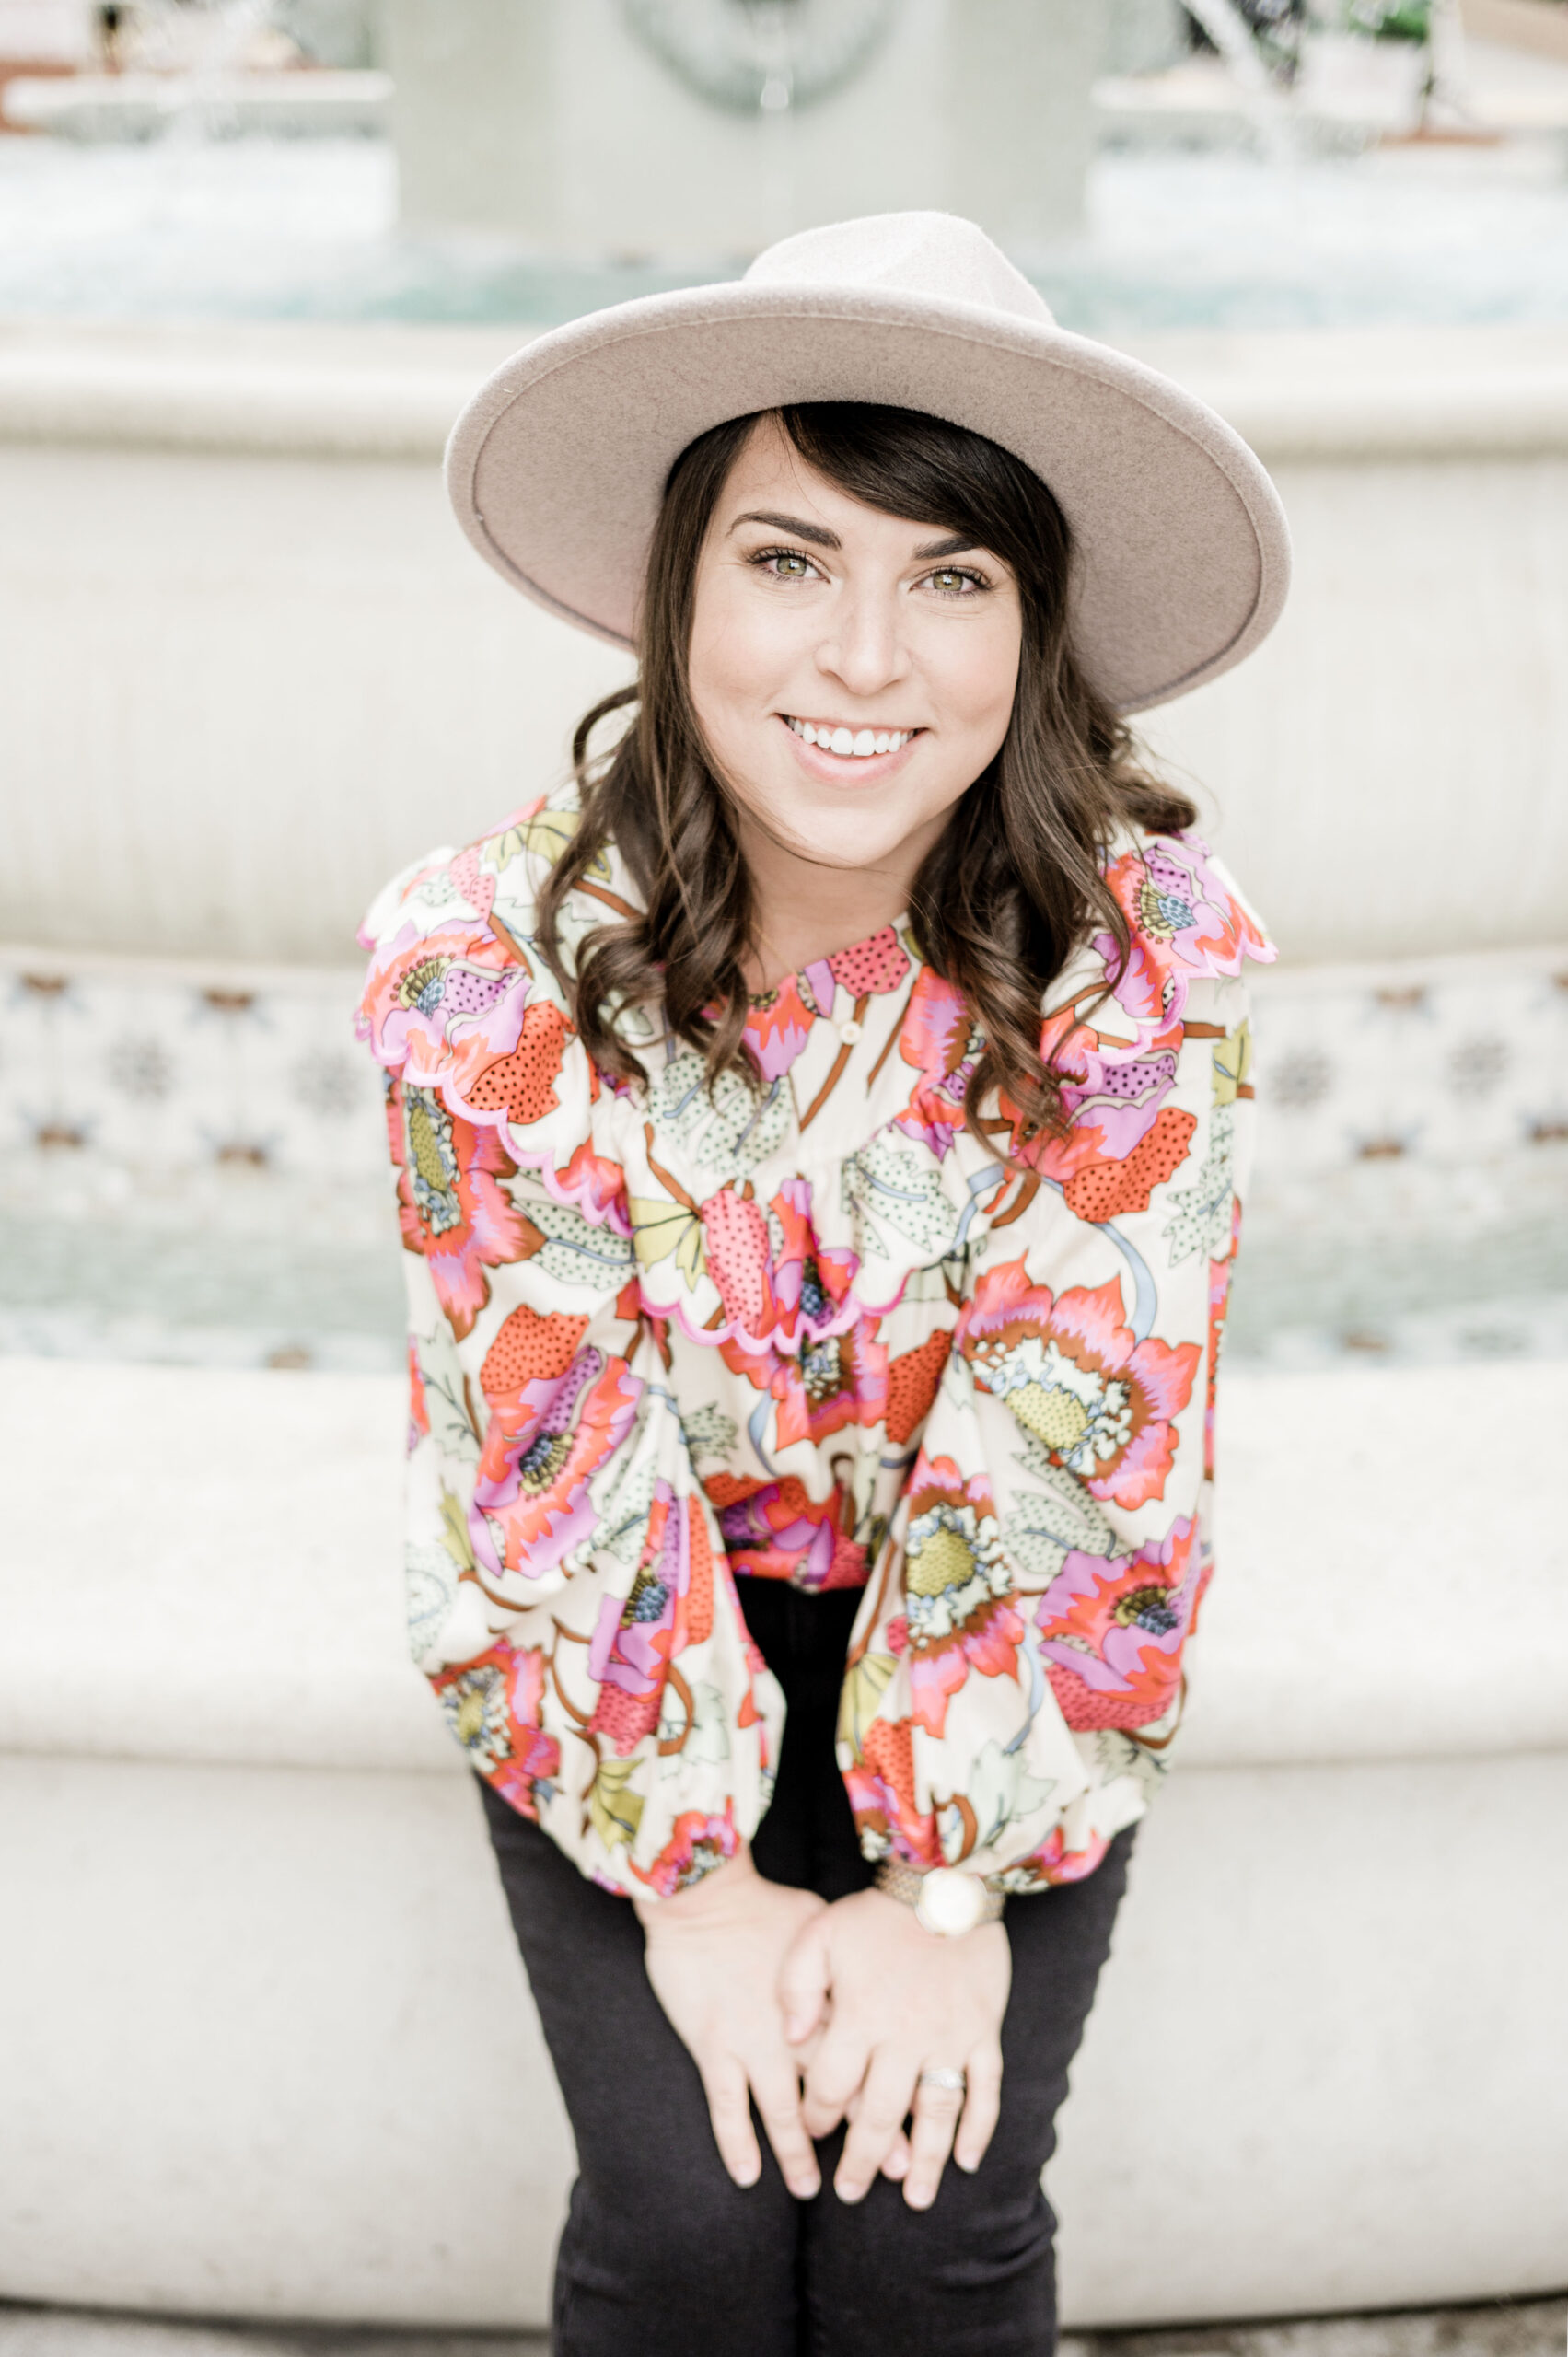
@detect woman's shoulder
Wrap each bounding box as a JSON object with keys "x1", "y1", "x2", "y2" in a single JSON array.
[
  {"x1": 1054, "y1": 822, "x2": 1275, "y2": 1053},
  {"x1": 354, "y1": 787, "x2": 635, "y2": 1198}
]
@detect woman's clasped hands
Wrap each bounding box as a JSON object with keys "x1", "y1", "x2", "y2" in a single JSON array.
[{"x1": 636, "y1": 1846, "x2": 1009, "y2": 2212}]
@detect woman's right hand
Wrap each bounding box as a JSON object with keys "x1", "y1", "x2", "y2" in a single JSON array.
[{"x1": 637, "y1": 1845, "x2": 827, "y2": 2200}]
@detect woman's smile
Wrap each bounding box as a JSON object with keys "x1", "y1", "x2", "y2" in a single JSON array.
[{"x1": 778, "y1": 711, "x2": 924, "y2": 784}]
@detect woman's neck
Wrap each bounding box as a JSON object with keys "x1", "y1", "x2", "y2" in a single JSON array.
[{"x1": 736, "y1": 807, "x2": 942, "y2": 993}]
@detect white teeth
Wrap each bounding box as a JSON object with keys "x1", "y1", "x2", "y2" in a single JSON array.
[{"x1": 788, "y1": 718, "x2": 914, "y2": 757}]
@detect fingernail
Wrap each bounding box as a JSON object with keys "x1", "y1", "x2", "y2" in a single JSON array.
[
  {"x1": 956, "y1": 2153, "x2": 979, "y2": 2174},
  {"x1": 790, "y1": 2176, "x2": 820, "y2": 2200},
  {"x1": 735, "y1": 2165, "x2": 761, "y2": 2189},
  {"x1": 784, "y1": 2016, "x2": 804, "y2": 2040},
  {"x1": 905, "y1": 2186, "x2": 934, "y2": 2211},
  {"x1": 834, "y1": 2177, "x2": 865, "y2": 2205}
]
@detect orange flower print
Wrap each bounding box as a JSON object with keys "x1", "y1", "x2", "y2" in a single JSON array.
[
  {"x1": 585, "y1": 1485, "x2": 717, "y2": 1756},
  {"x1": 900, "y1": 1456, "x2": 1022, "y2": 1739},
  {"x1": 708, "y1": 1473, "x2": 867, "y2": 1590},
  {"x1": 743, "y1": 975, "x2": 815, "y2": 1082},
  {"x1": 1008, "y1": 1821, "x2": 1111, "y2": 1889},
  {"x1": 1035, "y1": 1514, "x2": 1200, "y2": 1729},
  {"x1": 960, "y1": 1257, "x2": 1199, "y2": 1512},
  {"x1": 470, "y1": 1305, "x2": 641, "y2": 1585},
  {"x1": 705, "y1": 1178, "x2": 884, "y2": 1449},
  {"x1": 894, "y1": 967, "x2": 977, "y2": 1160},
  {"x1": 387, "y1": 1077, "x2": 538, "y2": 1339},
  {"x1": 406, "y1": 1334, "x2": 430, "y2": 1454},
  {"x1": 633, "y1": 1801, "x2": 741, "y2": 1897},
  {"x1": 431, "y1": 1636, "x2": 561, "y2": 1816},
  {"x1": 844, "y1": 1714, "x2": 942, "y2": 1869},
  {"x1": 361, "y1": 918, "x2": 535, "y2": 1109},
  {"x1": 1098, "y1": 836, "x2": 1272, "y2": 1041}
]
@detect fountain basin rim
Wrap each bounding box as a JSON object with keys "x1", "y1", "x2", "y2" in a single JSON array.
[{"x1": 4, "y1": 318, "x2": 1568, "y2": 465}]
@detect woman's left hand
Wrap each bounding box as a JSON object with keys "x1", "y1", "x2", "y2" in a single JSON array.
[{"x1": 777, "y1": 1887, "x2": 1009, "y2": 2210}]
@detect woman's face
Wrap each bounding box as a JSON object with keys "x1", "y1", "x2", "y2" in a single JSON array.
[{"x1": 686, "y1": 415, "x2": 1023, "y2": 879}]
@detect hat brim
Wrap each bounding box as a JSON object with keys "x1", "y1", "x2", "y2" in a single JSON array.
[{"x1": 445, "y1": 281, "x2": 1291, "y2": 716}]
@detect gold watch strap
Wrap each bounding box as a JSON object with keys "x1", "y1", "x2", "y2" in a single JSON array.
[{"x1": 874, "y1": 1859, "x2": 1005, "y2": 1922}]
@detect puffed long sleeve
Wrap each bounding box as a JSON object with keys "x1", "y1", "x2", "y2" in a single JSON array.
[
  {"x1": 836, "y1": 859, "x2": 1265, "y2": 1889},
  {"x1": 358, "y1": 808, "x2": 781, "y2": 1898}
]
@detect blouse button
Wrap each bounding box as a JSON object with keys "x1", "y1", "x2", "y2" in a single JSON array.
[{"x1": 837, "y1": 1018, "x2": 864, "y2": 1046}]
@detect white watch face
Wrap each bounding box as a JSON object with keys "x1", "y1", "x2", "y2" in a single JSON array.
[{"x1": 917, "y1": 1868, "x2": 984, "y2": 1937}]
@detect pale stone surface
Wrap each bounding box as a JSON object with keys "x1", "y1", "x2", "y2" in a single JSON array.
[
  {"x1": 2, "y1": 1354, "x2": 1565, "y2": 2325},
  {"x1": 1, "y1": 2302, "x2": 1563, "y2": 2357},
  {"x1": 3, "y1": 323, "x2": 1567, "y2": 967}
]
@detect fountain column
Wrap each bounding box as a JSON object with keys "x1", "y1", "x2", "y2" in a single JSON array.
[{"x1": 384, "y1": 0, "x2": 1108, "y2": 256}]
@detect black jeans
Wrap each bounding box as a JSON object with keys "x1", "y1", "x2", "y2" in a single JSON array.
[{"x1": 479, "y1": 1576, "x2": 1137, "y2": 2357}]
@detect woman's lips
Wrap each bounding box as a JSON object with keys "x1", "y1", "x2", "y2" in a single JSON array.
[{"x1": 776, "y1": 712, "x2": 923, "y2": 783}]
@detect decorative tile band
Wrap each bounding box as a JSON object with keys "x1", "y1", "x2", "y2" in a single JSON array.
[{"x1": 3, "y1": 940, "x2": 1565, "y2": 1371}]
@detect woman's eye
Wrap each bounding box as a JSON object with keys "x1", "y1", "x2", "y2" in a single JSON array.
[
  {"x1": 756, "y1": 549, "x2": 816, "y2": 580},
  {"x1": 926, "y1": 567, "x2": 982, "y2": 596}
]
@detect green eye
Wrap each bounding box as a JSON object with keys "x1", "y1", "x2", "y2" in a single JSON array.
[
  {"x1": 930, "y1": 569, "x2": 970, "y2": 593},
  {"x1": 773, "y1": 552, "x2": 810, "y2": 577}
]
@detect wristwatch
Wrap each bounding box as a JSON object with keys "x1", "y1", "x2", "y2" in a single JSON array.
[{"x1": 875, "y1": 1858, "x2": 1005, "y2": 1937}]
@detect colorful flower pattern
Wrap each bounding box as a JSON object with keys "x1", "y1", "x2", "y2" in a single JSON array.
[{"x1": 359, "y1": 790, "x2": 1270, "y2": 1897}]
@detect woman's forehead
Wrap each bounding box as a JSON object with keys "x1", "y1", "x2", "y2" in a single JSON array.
[{"x1": 710, "y1": 416, "x2": 987, "y2": 555}]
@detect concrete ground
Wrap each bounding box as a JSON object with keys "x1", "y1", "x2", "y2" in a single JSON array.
[{"x1": 0, "y1": 2301, "x2": 1562, "y2": 2357}]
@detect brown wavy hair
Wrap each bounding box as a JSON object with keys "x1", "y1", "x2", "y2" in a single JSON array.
[{"x1": 538, "y1": 401, "x2": 1195, "y2": 1150}]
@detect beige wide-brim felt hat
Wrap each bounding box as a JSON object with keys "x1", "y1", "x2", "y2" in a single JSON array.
[{"x1": 446, "y1": 211, "x2": 1290, "y2": 715}]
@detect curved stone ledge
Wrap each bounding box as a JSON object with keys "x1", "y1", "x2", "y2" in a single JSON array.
[
  {"x1": 4, "y1": 1354, "x2": 1562, "y2": 1776},
  {"x1": 5, "y1": 321, "x2": 1568, "y2": 463}
]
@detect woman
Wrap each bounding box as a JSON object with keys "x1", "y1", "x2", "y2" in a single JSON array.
[{"x1": 358, "y1": 214, "x2": 1288, "y2": 2356}]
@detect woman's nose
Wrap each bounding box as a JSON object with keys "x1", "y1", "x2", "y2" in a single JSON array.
[{"x1": 816, "y1": 589, "x2": 910, "y2": 699}]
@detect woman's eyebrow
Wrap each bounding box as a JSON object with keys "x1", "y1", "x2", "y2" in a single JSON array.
[
  {"x1": 912, "y1": 532, "x2": 979, "y2": 559},
  {"x1": 729, "y1": 509, "x2": 842, "y2": 548}
]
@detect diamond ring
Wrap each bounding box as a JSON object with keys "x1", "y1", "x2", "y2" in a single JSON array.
[{"x1": 917, "y1": 2067, "x2": 967, "y2": 2096}]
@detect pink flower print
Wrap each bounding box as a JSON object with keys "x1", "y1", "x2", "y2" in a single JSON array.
[
  {"x1": 363, "y1": 923, "x2": 532, "y2": 1100},
  {"x1": 1035, "y1": 1515, "x2": 1200, "y2": 1730},
  {"x1": 960, "y1": 1258, "x2": 1199, "y2": 1512},
  {"x1": 1204, "y1": 1195, "x2": 1243, "y2": 1480},
  {"x1": 387, "y1": 1077, "x2": 539, "y2": 1340},
  {"x1": 430, "y1": 1635, "x2": 561, "y2": 1816},
  {"x1": 894, "y1": 968, "x2": 977, "y2": 1159},
  {"x1": 712, "y1": 1179, "x2": 879, "y2": 1448},
  {"x1": 447, "y1": 845, "x2": 497, "y2": 925},
  {"x1": 490, "y1": 1643, "x2": 561, "y2": 1818},
  {"x1": 1058, "y1": 1046, "x2": 1180, "y2": 1163},
  {"x1": 1010, "y1": 1822, "x2": 1111, "y2": 1888},
  {"x1": 900, "y1": 1454, "x2": 1022, "y2": 1738},
  {"x1": 585, "y1": 1488, "x2": 718, "y2": 1756},
  {"x1": 743, "y1": 975, "x2": 814, "y2": 1082},
  {"x1": 844, "y1": 1717, "x2": 941, "y2": 1869},
  {"x1": 1097, "y1": 835, "x2": 1273, "y2": 1042},
  {"x1": 707, "y1": 1474, "x2": 868, "y2": 1590},
  {"x1": 702, "y1": 1188, "x2": 774, "y2": 1338},
  {"x1": 828, "y1": 926, "x2": 911, "y2": 1001},
  {"x1": 470, "y1": 1306, "x2": 641, "y2": 1584},
  {"x1": 632, "y1": 1802, "x2": 741, "y2": 1897},
  {"x1": 553, "y1": 1138, "x2": 631, "y2": 1226},
  {"x1": 407, "y1": 1335, "x2": 429, "y2": 1453}
]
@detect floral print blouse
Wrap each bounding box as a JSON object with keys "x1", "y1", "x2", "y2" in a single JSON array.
[{"x1": 357, "y1": 789, "x2": 1272, "y2": 1900}]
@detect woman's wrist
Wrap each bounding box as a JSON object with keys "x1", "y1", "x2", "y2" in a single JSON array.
[
  {"x1": 874, "y1": 1859, "x2": 1005, "y2": 1938},
  {"x1": 632, "y1": 1840, "x2": 758, "y2": 1926}
]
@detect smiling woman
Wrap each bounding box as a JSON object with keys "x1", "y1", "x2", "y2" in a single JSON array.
[
  {"x1": 357, "y1": 212, "x2": 1288, "y2": 2357},
  {"x1": 541, "y1": 401, "x2": 1199, "y2": 1153}
]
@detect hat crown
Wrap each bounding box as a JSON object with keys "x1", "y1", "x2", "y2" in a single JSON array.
[{"x1": 743, "y1": 210, "x2": 1055, "y2": 328}]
